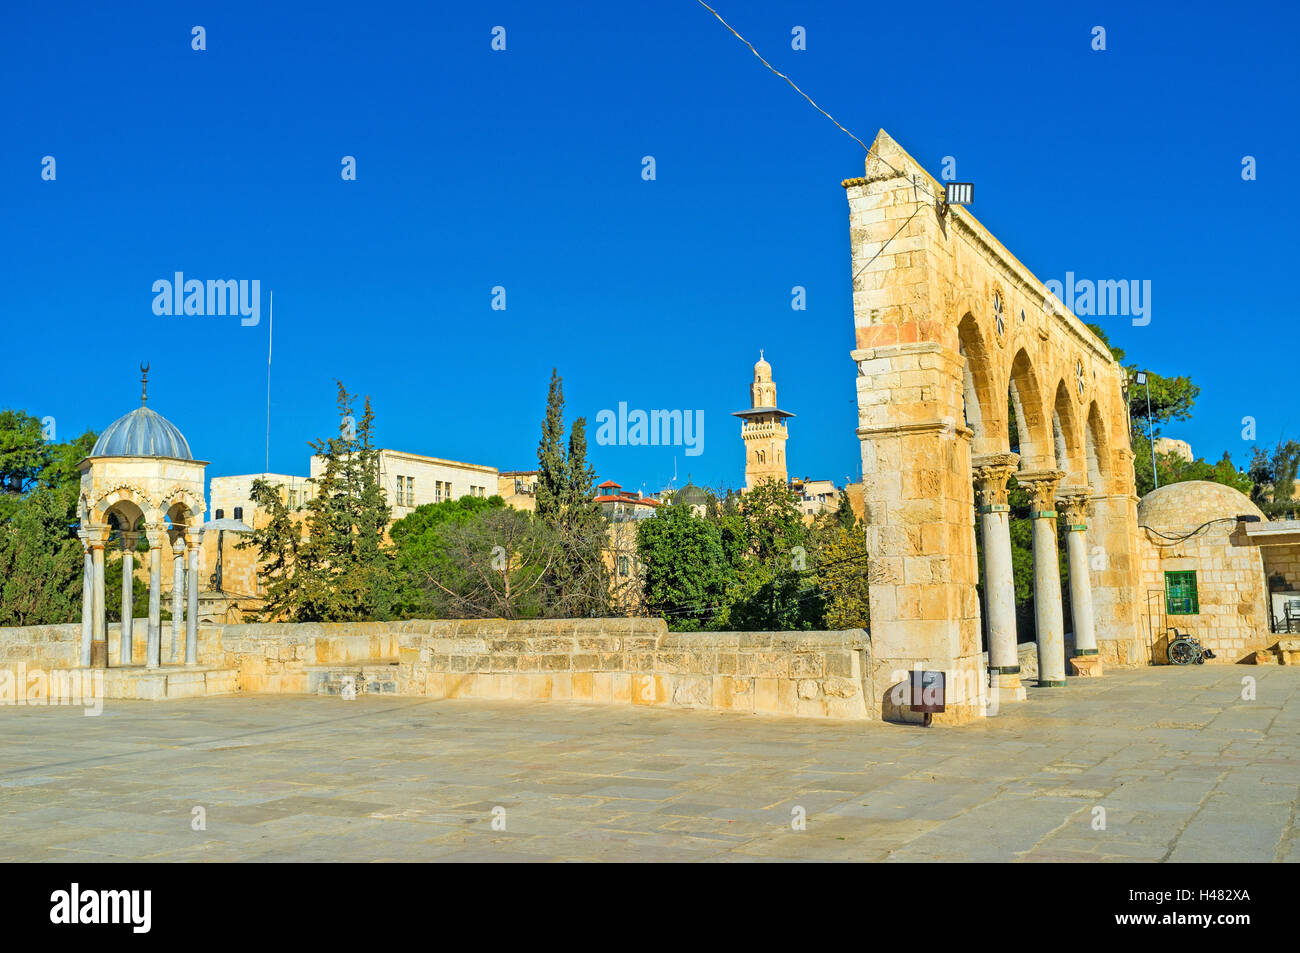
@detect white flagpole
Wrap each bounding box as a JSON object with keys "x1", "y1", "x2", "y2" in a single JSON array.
[{"x1": 266, "y1": 291, "x2": 273, "y2": 473}]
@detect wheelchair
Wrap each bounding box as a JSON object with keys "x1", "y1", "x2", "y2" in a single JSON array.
[{"x1": 1166, "y1": 627, "x2": 1216, "y2": 665}]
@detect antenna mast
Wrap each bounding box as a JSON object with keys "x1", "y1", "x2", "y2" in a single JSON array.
[{"x1": 265, "y1": 292, "x2": 273, "y2": 473}]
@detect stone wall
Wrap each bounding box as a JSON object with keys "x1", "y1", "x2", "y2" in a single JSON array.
[
  {"x1": 1137, "y1": 525, "x2": 1270, "y2": 663},
  {"x1": 393, "y1": 620, "x2": 872, "y2": 719},
  {"x1": 0, "y1": 619, "x2": 875, "y2": 720}
]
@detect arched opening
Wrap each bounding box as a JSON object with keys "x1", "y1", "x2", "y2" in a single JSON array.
[
  {"x1": 1052, "y1": 380, "x2": 1084, "y2": 483},
  {"x1": 1006, "y1": 349, "x2": 1050, "y2": 470},
  {"x1": 1085, "y1": 402, "x2": 1111, "y2": 492},
  {"x1": 958, "y1": 312, "x2": 1000, "y2": 454}
]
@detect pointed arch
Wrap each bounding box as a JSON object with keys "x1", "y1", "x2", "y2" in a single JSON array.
[
  {"x1": 958, "y1": 311, "x2": 1002, "y2": 455},
  {"x1": 1006, "y1": 348, "x2": 1051, "y2": 470},
  {"x1": 1052, "y1": 379, "x2": 1085, "y2": 483},
  {"x1": 1085, "y1": 401, "x2": 1112, "y2": 491}
]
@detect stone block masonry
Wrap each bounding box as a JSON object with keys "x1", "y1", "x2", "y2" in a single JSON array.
[{"x1": 0, "y1": 619, "x2": 874, "y2": 721}]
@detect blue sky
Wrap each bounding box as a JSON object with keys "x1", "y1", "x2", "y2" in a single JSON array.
[{"x1": 3, "y1": 0, "x2": 1296, "y2": 495}]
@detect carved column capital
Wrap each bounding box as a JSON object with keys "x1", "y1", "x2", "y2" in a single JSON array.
[
  {"x1": 1056, "y1": 485, "x2": 1093, "y2": 528},
  {"x1": 141, "y1": 522, "x2": 168, "y2": 549},
  {"x1": 1016, "y1": 469, "x2": 1066, "y2": 515},
  {"x1": 971, "y1": 452, "x2": 1020, "y2": 509}
]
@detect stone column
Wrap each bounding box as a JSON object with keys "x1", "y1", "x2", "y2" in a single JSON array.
[
  {"x1": 79, "y1": 534, "x2": 93, "y2": 668},
  {"x1": 186, "y1": 533, "x2": 201, "y2": 665},
  {"x1": 1058, "y1": 488, "x2": 1099, "y2": 659},
  {"x1": 90, "y1": 532, "x2": 108, "y2": 669},
  {"x1": 1019, "y1": 470, "x2": 1067, "y2": 687},
  {"x1": 147, "y1": 527, "x2": 163, "y2": 669},
  {"x1": 120, "y1": 532, "x2": 137, "y2": 665},
  {"x1": 171, "y1": 536, "x2": 185, "y2": 663},
  {"x1": 972, "y1": 453, "x2": 1025, "y2": 703}
]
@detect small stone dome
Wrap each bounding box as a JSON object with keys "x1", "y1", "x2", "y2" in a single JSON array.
[
  {"x1": 1138, "y1": 480, "x2": 1263, "y2": 534},
  {"x1": 673, "y1": 483, "x2": 708, "y2": 508},
  {"x1": 753, "y1": 351, "x2": 772, "y2": 380},
  {"x1": 91, "y1": 406, "x2": 193, "y2": 460}
]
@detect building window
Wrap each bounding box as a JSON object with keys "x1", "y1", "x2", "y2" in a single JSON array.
[
  {"x1": 618, "y1": 555, "x2": 630, "y2": 577},
  {"x1": 406, "y1": 479, "x2": 415, "y2": 506},
  {"x1": 288, "y1": 489, "x2": 297, "y2": 508},
  {"x1": 395, "y1": 477, "x2": 404, "y2": 504},
  {"x1": 1165, "y1": 571, "x2": 1199, "y2": 615}
]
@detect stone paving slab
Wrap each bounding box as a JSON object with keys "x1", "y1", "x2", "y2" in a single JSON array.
[{"x1": 1, "y1": 666, "x2": 1298, "y2": 861}]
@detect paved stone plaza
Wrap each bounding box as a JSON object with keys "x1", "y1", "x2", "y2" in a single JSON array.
[{"x1": 1, "y1": 666, "x2": 1297, "y2": 862}]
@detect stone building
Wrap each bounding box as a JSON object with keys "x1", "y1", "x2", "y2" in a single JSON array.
[
  {"x1": 314, "y1": 449, "x2": 497, "y2": 519},
  {"x1": 1137, "y1": 480, "x2": 1300, "y2": 659},
  {"x1": 498, "y1": 469, "x2": 539, "y2": 511},
  {"x1": 734, "y1": 352, "x2": 794, "y2": 490}
]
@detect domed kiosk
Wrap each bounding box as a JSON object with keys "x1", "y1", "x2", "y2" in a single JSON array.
[
  {"x1": 1136, "y1": 480, "x2": 1272, "y2": 662},
  {"x1": 77, "y1": 365, "x2": 207, "y2": 670}
]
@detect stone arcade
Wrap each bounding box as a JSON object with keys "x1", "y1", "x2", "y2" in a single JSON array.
[{"x1": 844, "y1": 130, "x2": 1140, "y2": 723}]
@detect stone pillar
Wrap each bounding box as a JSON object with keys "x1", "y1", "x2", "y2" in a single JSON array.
[
  {"x1": 147, "y1": 527, "x2": 163, "y2": 669},
  {"x1": 171, "y1": 536, "x2": 185, "y2": 663},
  {"x1": 120, "y1": 532, "x2": 137, "y2": 665},
  {"x1": 186, "y1": 533, "x2": 201, "y2": 665},
  {"x1": 852, "y1": 343, "x2": 986, "y2": 724},
  {"x1": 1059, "y1": 488, "x2": 1099, "y2": 658},
  {"x1": 90, "y1": 533, "x2": 108, "y2": 669},
  {"x1": 972, "y1": 453, "x2": 1025, "y2": 703},
  {"x1": 79, "y1": 534, "x2": 93, "y2": 668},
  {"x1": 1019, "y1": 470, "x2": 1067, "y2": 687}
]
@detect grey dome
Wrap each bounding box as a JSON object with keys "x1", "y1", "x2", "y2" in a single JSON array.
[
  {"x1": 673, "y1": 483, "x2": 708, "y2": 507},
  {"x1": 91, "y1": 406, "x2": 193, "y2": 460}
]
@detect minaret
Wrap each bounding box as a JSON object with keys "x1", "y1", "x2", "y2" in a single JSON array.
[{"x1": 732, "y1": 351, "x2": 795, "y2": 491}]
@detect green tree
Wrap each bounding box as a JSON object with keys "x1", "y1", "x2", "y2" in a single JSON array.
[
  {"x1": 246, "y1": 382, "x2": 394, "y2": 621},
  {"x1": 424, "y1": 506, "x2": 557, "y2": 619},
  {"x1": 0, "y1": 410, "x2": 98, "y2": 625},
  {"x1": 530, "y1": 369, "x2": 609, "y2": 617},
  {"x1": 389, "y1": 494, "x2": 507, "y2": 617},
  {"x1": 0, "y1": 487, "x2": 83, "y2": 626},
  {"x1": 535, "y1": 369, "x2": 567, "y2": 522},
  {"x1": 1248, "y1": 440, "x2": 1300, "y2": 518},
  {"x1": 636, "y1": 504, "x2": 734, "y2": 630},
  {"x1": 241, "y1": 478, "x2": 307, "y2": 621},
  {"x1": 0, "y1": 409, "x2": 50, "y2": 499}
]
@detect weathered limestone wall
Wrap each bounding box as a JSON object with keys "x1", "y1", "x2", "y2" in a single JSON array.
[
  {"x1": 0, "y1": 620, "x2": 874, "y2": 720},
  {"x1": 0, "y1": 623, "x2": 81, "y2": 671},
  {"x1": 1137, "y1": 526, "x2": 1270, "y2": 663},
  {"x1": 394, "y1": 620, "x2": 872, "y2": 719},
  {"x1": 1263, "y1": 543, "x2": 1300, "y2": 592}
]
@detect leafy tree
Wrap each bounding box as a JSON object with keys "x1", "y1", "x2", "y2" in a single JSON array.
[
  {"x1": 424, "y1": 506, "x2": 557, "y2": 619},
  {"x1": 535, "y1": 369, "x2": 567, "y2": 521},
  {"x1": 0, "y1": 410, "x2": 50, "y2": 498},
  {"x1": 1248, "y1": 441, "x2": 1300, "y2": 518},
  {"x1": 388, "y1": 494, "x2": 507, "y2": 617},
  {"x1": 636, "y1": 504, "x2": 734, "y2": 630},
  {"x1": 246, "y1": 382, "x2": 394, "y2": 621},
  {"x1": 241, "y1": 478, "x2": 308, "y2": 621},
  {"x1": 530, "y1": 369, "x2": 610, "y2": 617},
  {"x1": 0, "y1": 409, "x2": 98, "y2": 625},
  {"x1": 0, "y1": 487, "x2": 83, "y2": 626},
  {"x1": 808, "y1": 504, "x2": 869, "y2": 630}
]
